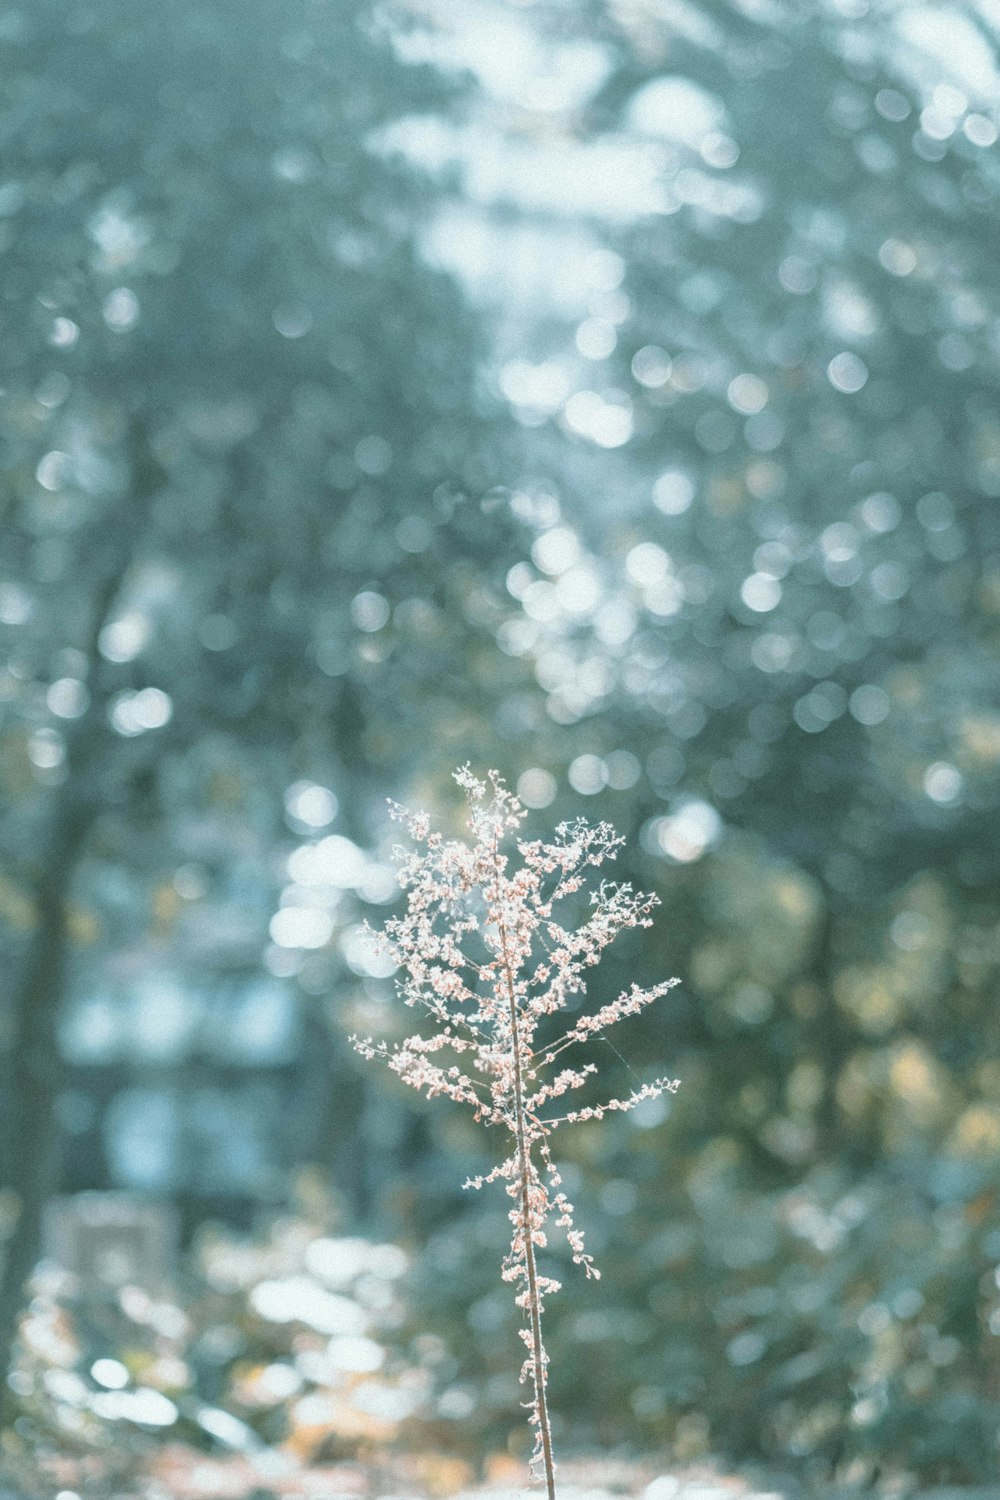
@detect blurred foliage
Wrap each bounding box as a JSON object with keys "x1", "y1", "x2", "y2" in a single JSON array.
[
  {"x1": 438, "y1": 0, "x2": 1000, "y2": 1487},
  {"x1": 0, "y1": 0, "x2": 527, "y2": 1378},
  {"x1": 3, "y1": 0, "x2": 1000, "y2": 1492},
  {"x1": 1, "y1": 1179, "x2": 479, "y2": 1495}
]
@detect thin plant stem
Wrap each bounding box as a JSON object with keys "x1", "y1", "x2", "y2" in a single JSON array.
[{"x1": 498, "y1": 888, "x2": 557, "y2": 1500}]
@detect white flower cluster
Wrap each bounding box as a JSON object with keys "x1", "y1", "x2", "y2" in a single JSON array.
[{"x1": 353, "y1": 767, "x2": 678, "y2": 1496}]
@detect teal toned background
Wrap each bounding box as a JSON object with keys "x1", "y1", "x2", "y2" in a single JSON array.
[{"x1": 1, "y1": 0, "x2": 999, "y2": 1491}]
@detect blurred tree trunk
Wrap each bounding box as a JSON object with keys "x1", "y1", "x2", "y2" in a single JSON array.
[
  {"x1": 0, "y1": 425, "x2": 158, "y2": 1404},
  {"x1": 810, "y1": 895, "x2": 851, "y2": 1153},
  {"x1": 0, "y1": 800, "x2": 92, "y2": 1404}
]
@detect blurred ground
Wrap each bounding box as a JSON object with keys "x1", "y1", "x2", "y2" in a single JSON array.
[
  {"x1": 1, "y1": 1422, "x2": 1000, "y2": 1494},
  {"x1": 0, "y1": 1452, "x2": 800, "y2": 1500}
]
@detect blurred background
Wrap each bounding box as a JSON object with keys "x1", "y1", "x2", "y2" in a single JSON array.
[{"x1": 2, "y1": 0, "x2": 1000, "y2": 1492}]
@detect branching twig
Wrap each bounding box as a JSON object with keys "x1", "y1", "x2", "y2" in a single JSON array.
[{"x1": 353, "y1": 767, "x2": 679, "y2": 1496}]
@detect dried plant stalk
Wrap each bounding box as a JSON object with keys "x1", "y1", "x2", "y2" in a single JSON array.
[{"x1": 354, "y1": 768, "x2": 679, "y2": 1497}]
